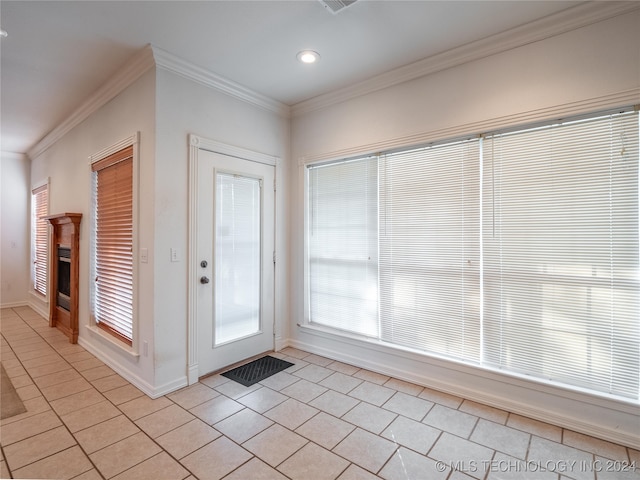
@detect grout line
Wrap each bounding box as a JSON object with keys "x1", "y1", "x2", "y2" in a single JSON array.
[
  {"x1": 467, "y1": 415, "x2": 481, "y2": 440},
  {"x1": 2, "y1": 309, "x2": 106, "y2": 479},
  {"x1": 524, "y1": 429, "x2": 533, "y2": 463},
  {"x1": 3, "y1": 308, "x2": 635, "y2": 480},
  {"x1": 482, "y1": 450, "x2": 496, "y2": 480},
  {"x1": 0, "y1": 443, "x2": 10, "y2": 479}
]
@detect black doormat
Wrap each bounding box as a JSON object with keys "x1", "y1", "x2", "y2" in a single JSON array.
[{"x1": 222, "y1": 355, "x2": 294, "y2": 387}]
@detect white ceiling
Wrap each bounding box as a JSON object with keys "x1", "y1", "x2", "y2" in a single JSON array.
[{"x1": 1, "y1": 0, "x2": 583, "y2": 155}]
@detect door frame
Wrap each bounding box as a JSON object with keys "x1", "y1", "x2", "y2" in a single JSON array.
[{"x1": 187, "y1": 134, "x2": 279, "y2": 384}]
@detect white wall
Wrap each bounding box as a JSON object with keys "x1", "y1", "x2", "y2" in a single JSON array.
[
  {"x1": 289, "y1": 11, "x2": 640, "y2": 447},
  {"x1": 153, "y1": 69, "x2": 290, "y2": 391},
  {"x1": 0, "y1": 152, "x2": 30, "y2": 307},
  {"x1": 24, "y1": 64, "x2": 291, "y2": 398},
  {"x1": 29, "y1": 69, "x2": 157, "y2": 392}
]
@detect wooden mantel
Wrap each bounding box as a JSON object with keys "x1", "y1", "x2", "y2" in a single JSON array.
[{"x1": 45, "y1": 213, "x2": 82, "y2": 343}]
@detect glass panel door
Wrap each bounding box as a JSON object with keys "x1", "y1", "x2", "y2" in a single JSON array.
[{"x1": 215, "y1": 172, "x2": 262, "y2": 345}]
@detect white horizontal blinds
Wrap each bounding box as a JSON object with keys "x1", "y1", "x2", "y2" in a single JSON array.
[
  {"x1": 307, "y1": 157, "x2": 379, "y2": 336},
  {"x1": 32, "y1": 184, "x2": 49, "y2": 296},
  {"x1": 214, "y1": 173, "x2": 261, "y2": 345},
  {"x1": 379, "y1": 140, "x2": 481, "y2": 361},
  {"x1": 92, "y1": 146, "x2": 134, "y2": 346},
  {"x1": 483, "y1": 111, "x2": 639, "y2": 399}
]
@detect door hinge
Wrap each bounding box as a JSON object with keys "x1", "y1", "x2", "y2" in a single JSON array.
[
  {"x1": 273, "y1": 178, "x2": 276, "y2": 192},
  {"x1": 273, "y1": 251, "x2": 276, "y2": 264}
]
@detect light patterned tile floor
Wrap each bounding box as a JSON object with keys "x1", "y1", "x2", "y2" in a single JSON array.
[{"x1": 1, "y1": 306, "x2": 639, "y2": 480}]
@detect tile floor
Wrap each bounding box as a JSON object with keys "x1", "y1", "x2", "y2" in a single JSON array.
[{"x1": 1, "y1": 306, "x2": 638, "y2": 480}]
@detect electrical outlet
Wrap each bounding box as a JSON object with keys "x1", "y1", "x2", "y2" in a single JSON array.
[
  {"x1": 140, "y1": 248, "x2": 148, "y2": 263},
  {"x1": 170, "y1": 248, "x2": 179, "y2": 262}
]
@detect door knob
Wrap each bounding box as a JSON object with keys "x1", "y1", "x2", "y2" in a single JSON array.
[
  {"x1": 200, "y1": 260, "x2": 208, "y2": 268},
  {"x1": 200, "y1": 276, "x2": 210, "y2": 284}
]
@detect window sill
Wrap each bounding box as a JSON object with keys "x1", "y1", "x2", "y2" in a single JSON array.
[
  {"x1": 28, "y1": 290, "x2": 48, "y2": 302},
  {"x1": 297, "y1": 322, "x2": 640, "y2": 412},
  {"x1": 85, "y1": 323, "x2": 140, "y2": 360},
  {"x1": 27, "y1": 291, "x2": 49, "y2": 318}
]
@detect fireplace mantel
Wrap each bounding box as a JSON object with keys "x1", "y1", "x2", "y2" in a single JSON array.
[{"x1": 45, "y1": 213, "x2": 82, "y2": 343}]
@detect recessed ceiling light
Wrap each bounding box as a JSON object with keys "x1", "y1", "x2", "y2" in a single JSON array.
[
  {"x1": 0, "y1": 29, "x2": 7, "y2": 38},
  {"x1": 297, "y1": 50, "x2": 320, "y2": 64}
]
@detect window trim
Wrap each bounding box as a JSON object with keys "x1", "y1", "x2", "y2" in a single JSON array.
[
  {"x1": 31, "y1": 178, "x2": 50, "y2": 299},
  {"x1": 88, "y1": 132, "x2": 139, "y2": 353}
]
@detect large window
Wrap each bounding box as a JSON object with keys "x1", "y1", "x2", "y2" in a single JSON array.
[
  {"x1": 379, "y1": 140, "x2": 481, "y2": 362},
  {"x1": 91, "y1": 144, "x2": 134, "y2": 346},
  {"x1": 306, "y1": 108, "x2": 639, "y2": 400},
  {"x1": 482, "y1": 112, "x2": 639, "y2": 398},
  {"x1": 31, "y1": 182, "x2": 49, "y2": 296},
  {"x1": 308, "y1": 157, "x2": 378, "y2": 337}
]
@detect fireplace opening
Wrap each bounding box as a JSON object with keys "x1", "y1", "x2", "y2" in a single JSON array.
[{"x1": 57, "y1": 247, "x2": 71, "y2": 311}]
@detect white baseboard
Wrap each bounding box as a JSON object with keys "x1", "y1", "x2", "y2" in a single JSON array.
[
  {"x1": 152, "y1": 376, "x2": 189, "y2": 398},
  {"x1": 28, "y1": 302, "x2": 48, "y2": 319},
  {"x1": 78, "y1": 337, "x2": 187, "y2": 399},
  {"x1": 0, "y1": 301, "x2": 28, "y2": 309},
  {"x1": 188, "y1": 364, "x2": 199, "y2": 385},
  {"x1": 78, "y1": 336, "x2": 152, "y2": 394},
  {"x1": 289, "y1": 329, "x2": 640, "y2": 450},
  {"x1": 275, "y1": 336, "x2": 289, "y2": 351}
]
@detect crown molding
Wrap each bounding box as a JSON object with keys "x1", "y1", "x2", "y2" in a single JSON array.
[
  {"x1": 26, "y1": 43, "x2": 289, "y2": 160},
  {"x1": 1, "y1": 150, "x2": 28, "y2": 161},
  {"x1": 27, "y1": 46, "x2": 156, "y2": 160},
  {"x1": 292, "y1": 2, "x2": 640, "y2": 117},
  {"x1": 24, "y1": 2, "x2": 637, "y2": 158},
  {"x1": 151, "y1": 45, "x2": 290, "y2": 118}
]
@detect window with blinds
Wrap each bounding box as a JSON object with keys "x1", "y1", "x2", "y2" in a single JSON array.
[
  {"x1": 379, "y1": 140, "x2": 481, "y2": 362},
  {"x1": 483, "y1": 111, "x2": 639, "y2": 399},
  {"x1": 91, "y1": 146, "x2": 134, "y2": 346},
  {"x1": 308, "y1": 157, "x2": 379, "y2": 336},
  {"x1": 31, "y1": 183, "x2": 49, "y2": 296},
  {"x1": 305, "y1": 107, "x2": 639, "y2": 400}
]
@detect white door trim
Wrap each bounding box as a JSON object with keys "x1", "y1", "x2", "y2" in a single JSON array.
[{"x1": 187, "y1": 134, "x2": 279, "y2": 384}]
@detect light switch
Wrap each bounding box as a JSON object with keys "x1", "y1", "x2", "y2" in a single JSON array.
[{"x1": 140, "y1": 248, "x2": 148, "y2": 263}]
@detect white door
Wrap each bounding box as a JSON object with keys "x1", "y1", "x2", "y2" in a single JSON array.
[{"x1": 197, "y1": 149, "x2": 275, "y2": 375}]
